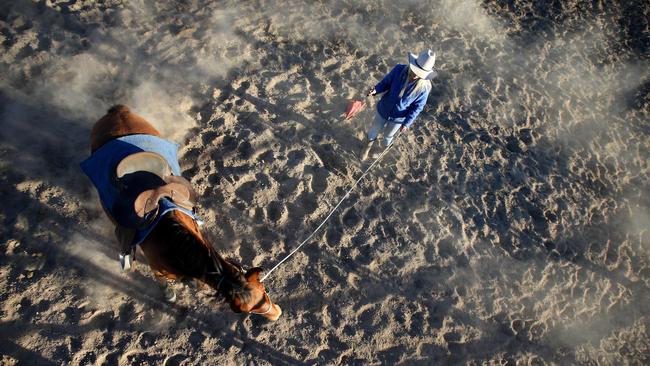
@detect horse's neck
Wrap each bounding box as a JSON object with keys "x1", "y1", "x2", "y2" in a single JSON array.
[
  {"x1": 158, "y1": 211, "x2": 242, "y2": 292},
  {"x1": 203, "y1": 250, "x2": 245, "y2": 298},
  {"x1": 177, "y1": 212, "x2": 241, "y2": 293},
  {"x1": 155, "y1": 213, "x2": 249, "y2": 304}
]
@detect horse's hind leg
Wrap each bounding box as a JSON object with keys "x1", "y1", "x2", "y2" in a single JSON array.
[{"x1": 154, "y1": 274, "x2": 176, "y2": 303}]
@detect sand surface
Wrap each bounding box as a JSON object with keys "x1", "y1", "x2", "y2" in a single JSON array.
[{"x1": 1, "y1": 0, "x2": 649, "y2": 365}]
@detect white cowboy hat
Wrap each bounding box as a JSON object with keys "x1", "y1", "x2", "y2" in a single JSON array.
[{"x1": 408, "y1": 50, "x2": 437, "y2": 80}]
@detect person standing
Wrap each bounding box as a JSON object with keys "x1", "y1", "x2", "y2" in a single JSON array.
[{"x1": 361, "y1": 49, "x2": 437, "y2": 160}]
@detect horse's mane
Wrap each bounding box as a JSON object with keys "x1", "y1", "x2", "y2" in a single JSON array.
[{"x1": 149, "y1": 213, "x2": 253, "y2": 303}]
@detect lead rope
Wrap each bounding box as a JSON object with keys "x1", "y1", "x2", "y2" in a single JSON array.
[{"x1": 260, "y1": 130, "x2": 403, "y2": 282}]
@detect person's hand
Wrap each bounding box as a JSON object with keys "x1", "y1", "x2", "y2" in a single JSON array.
[
  {"x1": 400, "y1": 125, "x2": 409, "y2": 132},
  {"x1": 366, "y1": 88, "x2": 377, "y2": 97}
]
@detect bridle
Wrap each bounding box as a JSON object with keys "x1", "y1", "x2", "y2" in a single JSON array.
[
  {"x1": 206, "y1": 251, "x2": 273, "y2": 315},
  {"x1": 248, "y1": 292, "x2": 273, "y2": 315}
]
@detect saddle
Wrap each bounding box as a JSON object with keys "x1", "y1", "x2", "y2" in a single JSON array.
[
  {"x1": 116, "y1": 151, "x2": 171, "y2": 179},
  {"x1": 115, "y1": 151, "x2": 197, "y2": 221},
  {"x1": 112, "y1": 151, "x2": 198, "y2": 270}
]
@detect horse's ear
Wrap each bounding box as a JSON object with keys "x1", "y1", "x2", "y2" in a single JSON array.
[{"x1": 244, "y1": 267, "x2": 263, "y2": 283}]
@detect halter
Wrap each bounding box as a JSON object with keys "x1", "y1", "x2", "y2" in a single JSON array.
[
  {"x1": 248, "y1": 292, "x2": 274, "y2": 315},
  {"x1": 205, "y1": 236, "x2": 273, "y2": 315}
]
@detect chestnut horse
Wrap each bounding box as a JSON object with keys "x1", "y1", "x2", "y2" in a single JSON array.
[{"x1": 86, "y1": 105, "x2": 281, "y2": 320}]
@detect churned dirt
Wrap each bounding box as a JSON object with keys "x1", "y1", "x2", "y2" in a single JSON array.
[{"x1": 1, "y1": 0, "x2": 648, "y2": 364}]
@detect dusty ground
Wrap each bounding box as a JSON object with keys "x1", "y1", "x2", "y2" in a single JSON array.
[{"x1": 1, "y1": 0, "x2": 649, "y2": 365}]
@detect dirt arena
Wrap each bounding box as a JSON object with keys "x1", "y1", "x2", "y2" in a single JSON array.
[{"x1": 1, "y1": 1, "x2": 648, "y2": 364}]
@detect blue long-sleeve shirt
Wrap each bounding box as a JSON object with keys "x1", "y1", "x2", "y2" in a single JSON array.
[{"x1": 374, "y1": 64, "x2": 431, "y2": 127}]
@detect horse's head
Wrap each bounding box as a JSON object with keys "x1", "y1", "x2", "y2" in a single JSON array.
[
  {"x1": 139, "y1": 211, "x2": 281, "y2": 320},
  {"x1": 228, "y1": 267, "x2": 282, "y2": 321}
]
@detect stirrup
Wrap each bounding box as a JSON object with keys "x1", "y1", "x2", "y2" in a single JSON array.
[
  {"x1": 119, "y1": 253, "x2": 133, "y2": 271},
  {"x1": 119, "y1": 247, "x2": 135, "y2": 271}
]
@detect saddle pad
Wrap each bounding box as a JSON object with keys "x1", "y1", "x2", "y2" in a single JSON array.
[
  {"x1": 80, "y1": 134, "x2": 197, "y2": 246},
  {"x1": 132, "y1": 197, "x2": 196, "y2": 246},
  {"x1": 80, "y1": 134, "x2": 182, "y2": 216}
]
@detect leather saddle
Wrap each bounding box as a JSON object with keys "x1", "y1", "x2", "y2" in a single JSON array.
[
  {"x1": 113, "y1": 151, "x2": 197, "y2": 228},
  {"x1": 111, "y1": 151, "x2": 197, "y2": 271}
]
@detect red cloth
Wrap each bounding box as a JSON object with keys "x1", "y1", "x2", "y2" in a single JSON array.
[{"x1": 345, "y1": 100, "x2": 366, "y2": 120}]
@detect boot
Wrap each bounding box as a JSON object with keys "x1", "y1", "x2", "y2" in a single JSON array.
[
  {"x1": 360, "y1": 139, "x2": 375, "y2": 161},
  {"x1": 372, "y1": 140, "x2": 393, "y2": 159}
]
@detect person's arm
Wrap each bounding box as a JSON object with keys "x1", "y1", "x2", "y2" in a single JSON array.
[
  {"x1": 403, "y1": 88, "x2": 430, "y2": 128},
  {"x1": 371, "y1": 65, "x2": 400, "y2": 95}
]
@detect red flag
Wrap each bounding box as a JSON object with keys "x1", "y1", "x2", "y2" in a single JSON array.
[{"x1": 345, "y1": 100, "x2": 366, "y2": 120}]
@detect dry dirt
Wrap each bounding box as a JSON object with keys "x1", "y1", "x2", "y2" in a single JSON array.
[{"x1": 1, "y1": 0, "x2": 649, "y2": 365}]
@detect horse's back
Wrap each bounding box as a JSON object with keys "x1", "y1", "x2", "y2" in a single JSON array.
[{"x1": 90, "y1": 105, "x2": 161, "y2": 152}]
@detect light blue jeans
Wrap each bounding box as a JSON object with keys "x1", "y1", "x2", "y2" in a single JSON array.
[{"x1": 367, "y1": 111, "x2": 402, "y2": 147}]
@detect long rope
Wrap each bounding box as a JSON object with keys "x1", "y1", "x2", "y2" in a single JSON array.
[{"x1": 260, "y1": 130, "x2": 403, "y2": 282}]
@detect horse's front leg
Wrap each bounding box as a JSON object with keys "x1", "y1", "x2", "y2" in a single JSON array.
[{"x1": 154, "y1": 273, "x2": 177, "y2": 303}]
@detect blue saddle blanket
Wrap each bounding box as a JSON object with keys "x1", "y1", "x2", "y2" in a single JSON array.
[
  {"x1": 80, "y1": 134, "x2": 196, "y2": 246},
  {"x1": 132, "y1": 197, "x2": 196, "y2": 245}
]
